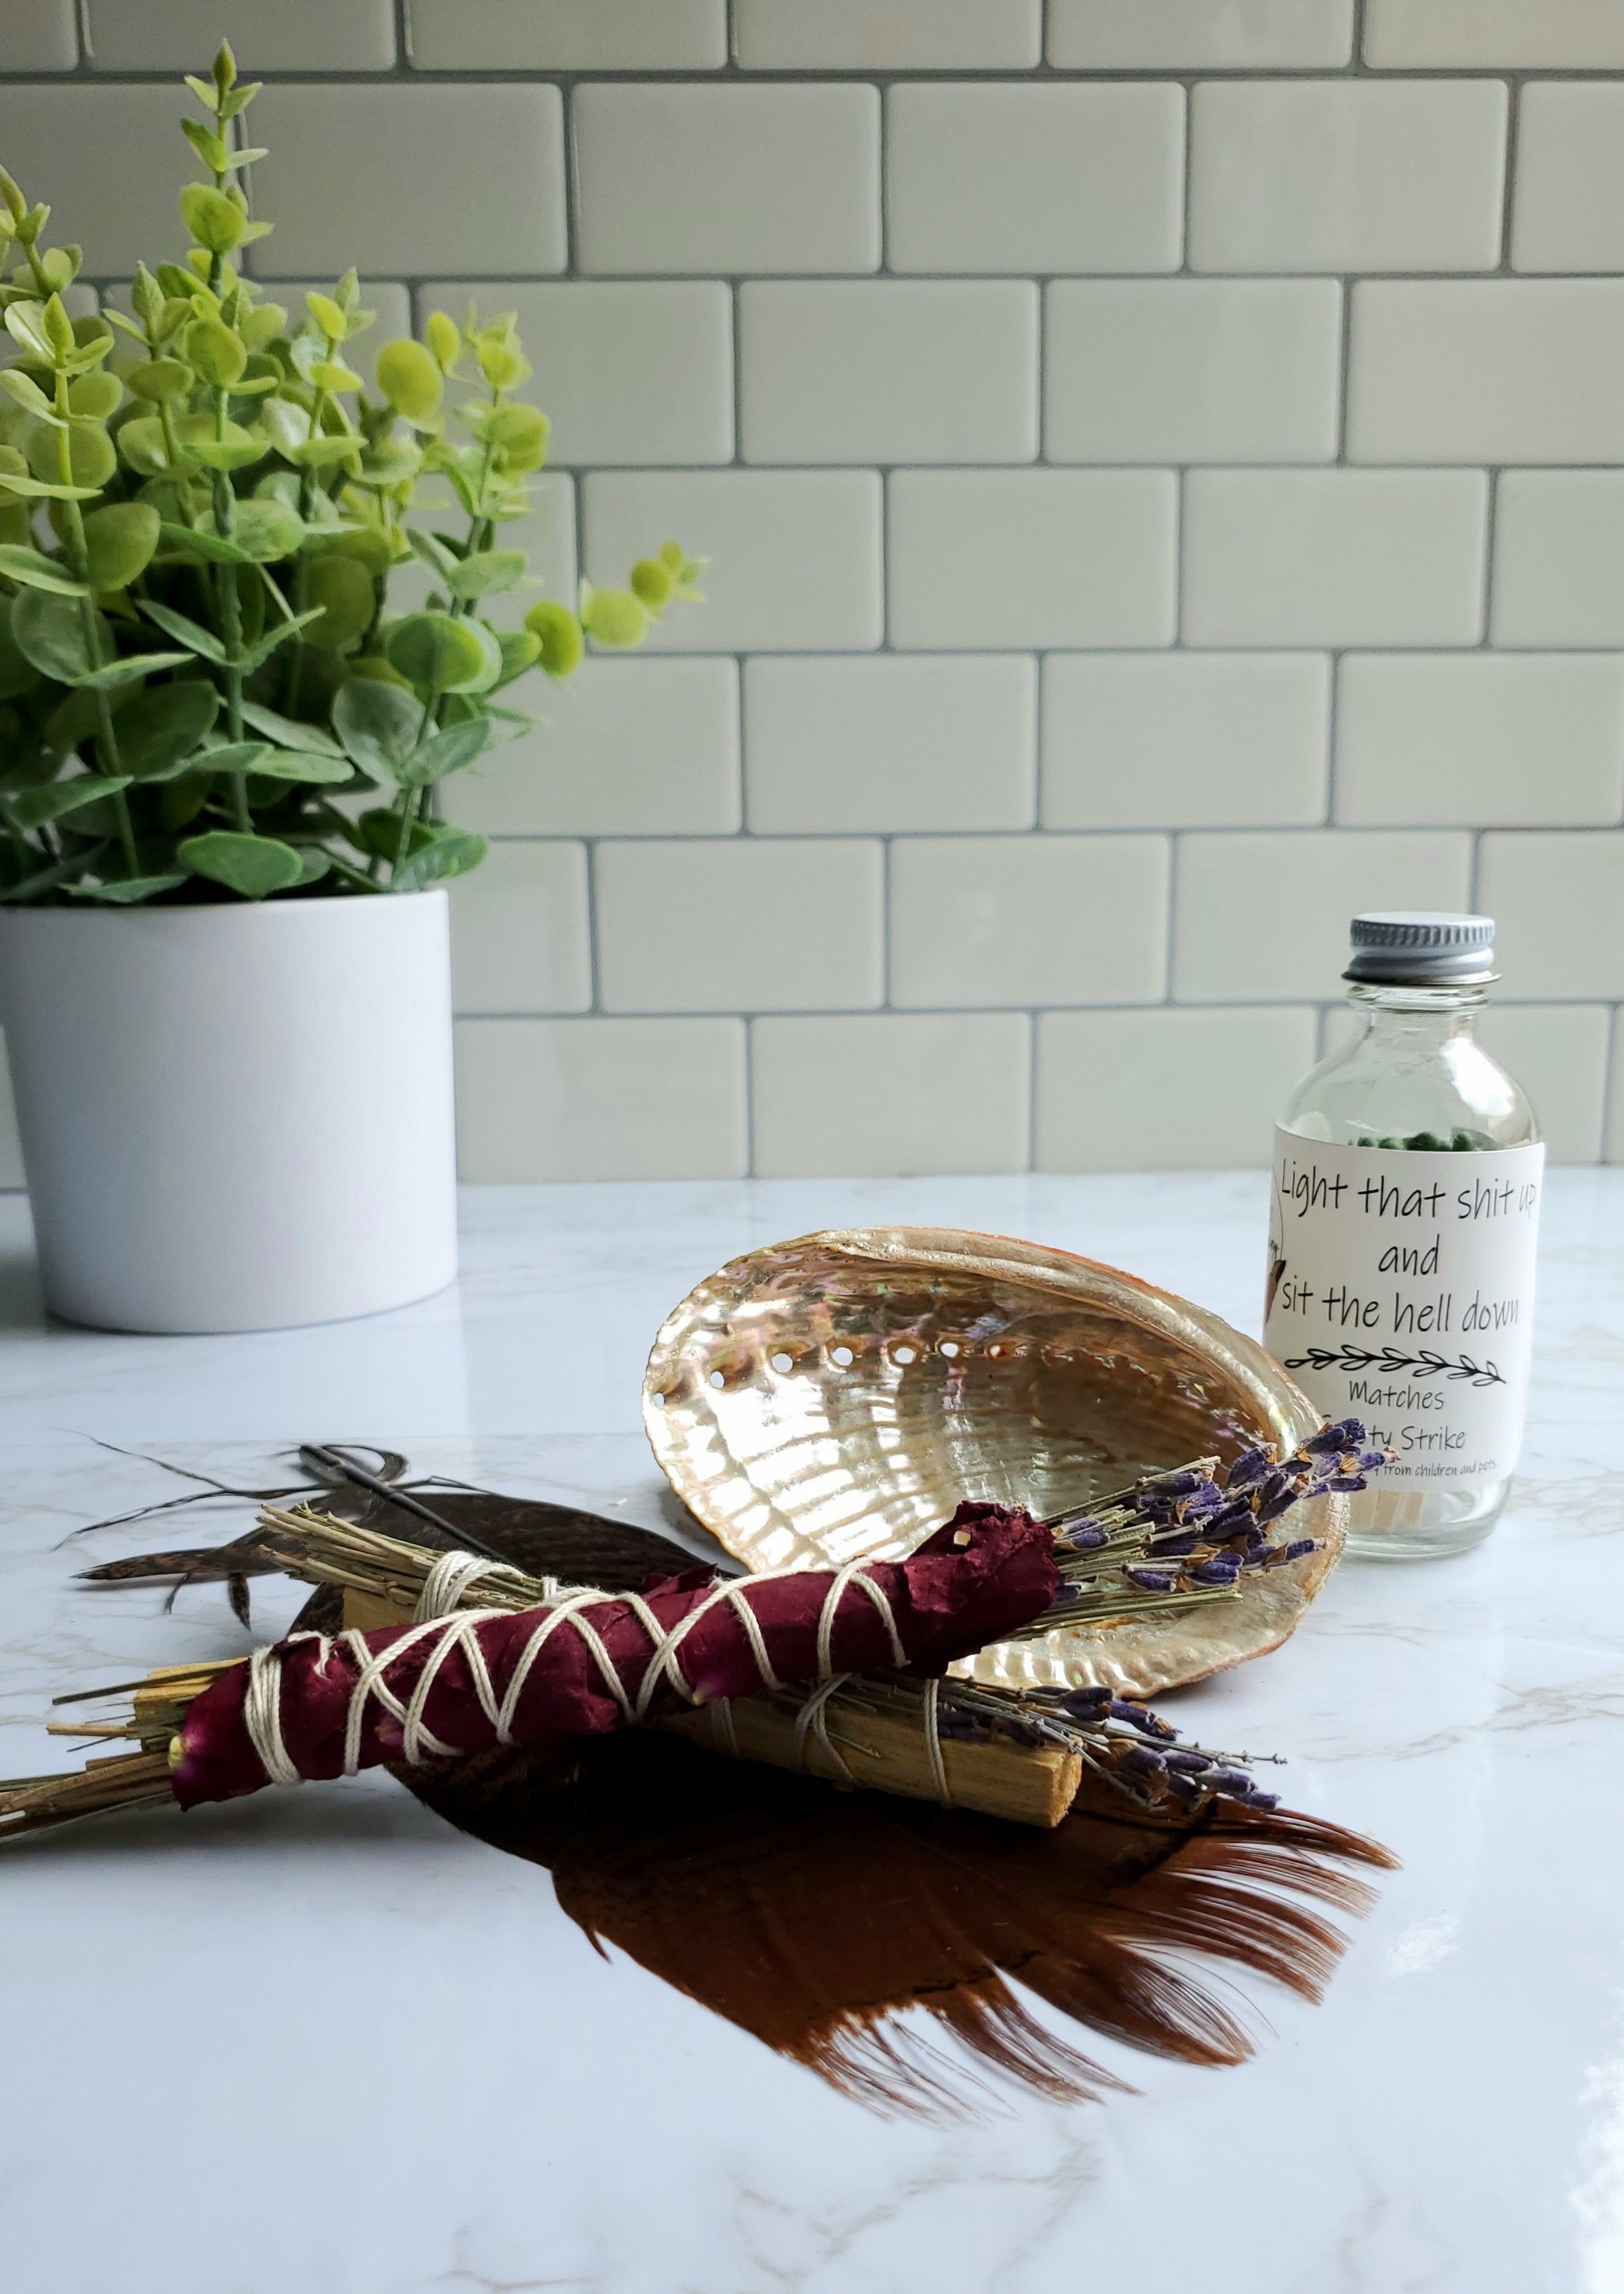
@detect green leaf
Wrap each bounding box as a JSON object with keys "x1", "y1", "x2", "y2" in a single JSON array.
[
  {"x1": 179, "y1": 183, "x2": 247, "y2": 257},
  {"x1": 376, "y1": 337, "x2": 443, "y2": 424},
  {"x1": 0, "y1": 602, "x2": 39, "y2": 698},
  {"x1": 525, "y1": 600, "x2": 583, "y2": 679},
  {"x1": 0, "y1": 841, "x2": 106, "y2": 903},
  {"x1": 73, "y1": 650, "x2": 192, "y2": 693},
  {"x1": 71, "y1": 871, "x2": 187, "y2": 904},
  {"x1": 228, "y1": 497, "x2": 304, "y2": 563},
  {"x1": 0, "y1": 544, "x2": 89, "y2": 598},
  {"x1": 172, "y1": 412, "x2": 268, "y2": 474},
  {"x1": 0, "y1": 367, "x2": 58, "y2": 422},
  {"x1": 238, "y1": 698, "x2": 346, "y2": 758},
  {"x1": 82, "y1": 501, "x2": 161, "y2": 590},
  {"x1": 303, "y1": 553, "x2": 374, "y2": 651},
  {"x1": 290, "y1": 847, "x2": 330, "y2": 888},
  {"x1": 126, "y1": 357, "x2": 194, "y2": 405},
  {"x1": 386, "y1": 611, "x2": 493, "y2": 696},
  {"x1": 392, "y1": 829, "x2": 486, "y2": 892},
  {"x1": 137, "y1": 598, "x2": 227, "y2": 663},
  {"x1": 397, "y1": 714, "x2": 491, "y2": 789},
  {"x1": 332, "y1": 674, "x2": 422, "y2": 783},
  {"x1": 446, "y1": 548, "x2": 528, "y2": 602},
  {"x1": 235, "y1": 605, "x2": 326, "y2": 677},
  {"x1": 12, "y1": 589, "x2": 109, "y2": 681},
  {"x1": 7, "y1": 772, "x2": 132, "y2": 829},
  {"x1": 406, "y1": 526, "x2": 461, "y2": 583},
  {"x1": 232, "y1": 744, "x2": 352, "y2": 786},
  {"x1": 155, "y1": 520, "x2": 255, "y2": 567},
  {"x1": 178, "y1": 829, "x2": 303, "y2": 900},
  {"x1": 113, "y1": 680, "x2": 221, "y2": 780},
  {"x1": 195, "y1": 740, "x2": 272, "y2": 775}
]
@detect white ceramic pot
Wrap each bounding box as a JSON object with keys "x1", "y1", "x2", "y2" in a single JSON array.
[{"x1": 0, "y1": 889, "x2": 457, "y2": 1334}]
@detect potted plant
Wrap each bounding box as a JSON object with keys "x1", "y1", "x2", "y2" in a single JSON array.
[{"x1": 0, "y1": 47, "x2": 701, "y2": 1333}]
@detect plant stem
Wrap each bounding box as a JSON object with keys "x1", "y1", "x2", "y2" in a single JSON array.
[
  {"x1": 390, "y1": 687, "x2": 438, "y2": 878},
  {"x1": 210, "y1": 392, "x2": 250, "y2": 832},
  {"x1": 53, "y1": 376, "x2": 138, "y2": 876}
]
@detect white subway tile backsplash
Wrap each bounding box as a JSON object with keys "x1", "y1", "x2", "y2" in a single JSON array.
[
  {"x1": 887, "y1": 83, "x2": 1185, "y2": 276},
  {"x1": 751, "y1": 1014, "x2": 1032, "y2": 1178},
  {"x1": 88, "y1": 0, "x2": 393, "y2": 68},
  {"x1": 1175, "y1": 830, "x2": 1472, "y2": 1001},
  {"x1": 889, "y1": 836, "x2": 1169, "y2": 1009},
  {"x1": 584, "y1": 472, "x2": 883, "y2": 653},
  {"x1": 424, "y1": 282, "x2": 732, "y2": 468},
  {"x1": 1050, "y1": 1, "x2": 1353, "y2": 66},
  {"x1": 1037, "y1": 1007, "x2": 1318, "y2": 1171},
  {"x1": 450, "y1": 842, "x2": 593, "y2": 1016},
  {"x1": 1478, "y1": 834, "x2": 1624, "y2": 998},
  {"x1": 1045, "y1": 281, "x2": 1341, "y2": 465},
  {"x1": 889, "y1": 472, "x2": 1179, "y2": 650},
  {"x1": 739, "y1": 283, "x2": 1038, "y2": 467},
  {"x1": 1512, "y1": 86, "x2": 1624, "y2": 276},
  {"x1": 1043, "y1": 653, "x2": 1330, "y2": 829},
  {"x1": 575, "y1": 84, "x2": 880, "y2": 276},
  {"x1": 1182, "y1": 470, "x2": 1489, "y2": 648},
  {"x1": 5, "y1": 1, "x2": 74, "y2": 66},
  {"x1": 253, "y1": 86, "x2": 566, "y2": 277},
  {"x1": 1476, "y1": 1007, "x2": 1610, "y2": 1163},
  {"x1": 458, "y1": 662, "x2": 741, "y2": 839},
  {"x1": 30, "y1": 15, "x2": 1624, "y2": 1178},
  {"x1": 1366, "y1": 1, "x2": 1624, "y2": 68},
  {"x1": 1188, "y1": 79, "x2": 1507, "y2": 274},
  {"x1": 455, "y1": 1018, "x2": 748, "y2": 1181},
  {"x1": 596, "y1": 839, "x2": 884, "y2": 1012},
  {"x1": 408, "y1": 0, "x2": 727, "y2": 70},
  {"x1": 737, "y1": 0, "x2": 1041, "y2": 68},
  {"x1": 1348, "y1": 284, "x2": 1624, "y2": 466},
  {"x1": 1336, "y1": 654, "x2": 1624, "y2": 829},
  {"x1": 745, "y1": 657, "x2": 1036, "y2": 834},
  {"x1": 0, "y1": 87, "x2": 194, "y2": 277},
  {"x1": 1492, "y1": 474, "x2": 1624, "y2": 649}
]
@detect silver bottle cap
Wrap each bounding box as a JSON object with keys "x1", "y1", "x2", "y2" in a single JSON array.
[{"x1": 1344, "y1": 911, "x2": 1496, "y2": 986}]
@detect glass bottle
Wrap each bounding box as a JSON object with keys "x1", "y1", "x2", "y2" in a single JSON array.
[{"x1": 1264, "y1": 914, "x2": 1543, "y2": 1560}]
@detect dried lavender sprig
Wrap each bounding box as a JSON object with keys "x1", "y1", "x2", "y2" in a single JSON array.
[
  {"x1": 926, "y1": 1678, "x2": 1284, "y2": 1814},
  {"x1": 1025, "y1": 1422, "x2": 1386, "y2": 1635}
]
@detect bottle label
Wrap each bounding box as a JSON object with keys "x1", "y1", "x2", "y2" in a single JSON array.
[{"x1": 1264, "y1": 1129, "x2": 1544, "y2": 1487}]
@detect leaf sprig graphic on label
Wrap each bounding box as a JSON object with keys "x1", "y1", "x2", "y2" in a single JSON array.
[{"x1": 1283, "y1": 1345, "x2": 1505, "y2": 1391}]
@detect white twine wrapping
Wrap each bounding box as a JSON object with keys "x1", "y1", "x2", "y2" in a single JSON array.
[{"x1": 238, "y1": 1549, "x2": 955, "y2": 1796}]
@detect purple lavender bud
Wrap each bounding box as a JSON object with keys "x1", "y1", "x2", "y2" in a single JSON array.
[
  {"x1": 1183, "y1": 1480, "x2": 1227, "y2": 1516},
  {"x1": 1189, "y1": 1556, "x2": 1241, "y2": 1587},
  {"x1": 1267, "y1": 1537, "x2": 1318, "y2": 1566},
  {"x1": 1148, "y1": 1468, "x2": 1206, "y2": 1498},
  {"x1": 1259, "y1": 1470, "x2": 1290, "y2": 1508},
  {"x1": 1063, "y1": 1685, "x2": 1112, "y2": 1716},
  {"x1": 1163, "y1": 1749, "x2": 1212, "y2": 1773},
  {"x1": 1305, "y1": 1417, "x2": 1365, "y2": 1456},
  {"x1": 1355, "y1": 1449, "x2": 1387, "y2": 1473},
  {"x1": 1206, "y1": 1767, "x2": 1254, "y2": 1794},
  {"x1": 1243, "y1": 1790, "x2": 1279, "y2": 1811},
  {"x1": 1108, "y1": 1698, "x2": 1176, "y2": 1738},
  {"x1": 1167, "y1": 1773, "x2": 1201, "y2": 1802},
  {"x1": 1120, "y1": 1744, "x2": 1167, "y2": 1776},
  {"x1": 1065, "y1": 1521, "x2": 1109, "y2": 1549},
  {"x1": 1206, "y1": 1500, "x2": 1256, "y2": 1538},
  {"x1": 1223, "y1": 1445, "x2": 1270, "y2": 1491},
  {"x1": 1124, "y1": 1565, "x2": 1176, "y2": 1591},
  {"x1": 1327, "y1": 1473, "x2": 1368, "y2": 1493}
]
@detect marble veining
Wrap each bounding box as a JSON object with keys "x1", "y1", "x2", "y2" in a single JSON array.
[{"x1": 1, "y1": 1170, "x2": 1620, "y2": 2294}]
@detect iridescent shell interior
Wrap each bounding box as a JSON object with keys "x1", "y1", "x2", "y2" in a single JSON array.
[{"x1": 644, "y1": 1227, "x2": 1345, "y2": 1697}]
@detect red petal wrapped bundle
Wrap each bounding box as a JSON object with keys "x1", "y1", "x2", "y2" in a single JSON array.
[{"x1": 172, "y1": 1503, "x2": 1058, "y2": 1810}]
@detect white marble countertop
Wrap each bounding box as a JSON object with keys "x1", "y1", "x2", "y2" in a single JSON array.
[{"x1": 1, "y1": 1171, "x2": 1619, "y2": 2294}]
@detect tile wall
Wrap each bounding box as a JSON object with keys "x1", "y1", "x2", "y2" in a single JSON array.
[{"x1": 2, "y1": 1, "x2": 1623, "y2": 1182}]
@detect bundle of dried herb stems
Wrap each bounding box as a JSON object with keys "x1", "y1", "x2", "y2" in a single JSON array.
[{"x1": 2, "y1": 1422, "x2": 1381, "y2": 1840}]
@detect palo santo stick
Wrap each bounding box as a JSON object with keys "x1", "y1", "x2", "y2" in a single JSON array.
[{"x1": 658, "y1": 1696, "x2": 1079, "y2": 1827}]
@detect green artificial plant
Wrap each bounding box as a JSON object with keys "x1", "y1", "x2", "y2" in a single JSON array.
[{"x1": 0, "y1": 45, "x2": 703, "y2": 905}]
